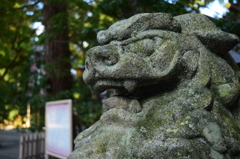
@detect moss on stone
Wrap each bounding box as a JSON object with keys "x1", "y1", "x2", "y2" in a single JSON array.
[{"x1": 70, "y1": 12, "x2": 240, "y2": 159}]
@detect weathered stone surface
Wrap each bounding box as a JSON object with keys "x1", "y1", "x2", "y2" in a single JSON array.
[{"x1": 69, "y1": 13, "x2": 240, "y2": 159}]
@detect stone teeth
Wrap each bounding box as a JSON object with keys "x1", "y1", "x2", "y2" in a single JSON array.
[
  {"x1": 128, "y1": 99, "x2": 142, "y2": 113},
  {"x1": 123, "y1": 80, "x2": 138, "y2": 93}
]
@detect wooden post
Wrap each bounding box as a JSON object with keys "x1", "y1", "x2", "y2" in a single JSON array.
[
  {"x1": 19, "y1": 135, "x2": 24, "y2": 159},
  {"x1": 24, "y1": 135, "x2": 28, "y2": 158},
  {"x1": 28, "y1": 135, "x2": 32, "y2": 158},
  {"x1": 32, "y1": 134, "x2": 37, "y2": 159},
  {"x1": 40, "y1": 132, "x2": 45, "y2": 158}
]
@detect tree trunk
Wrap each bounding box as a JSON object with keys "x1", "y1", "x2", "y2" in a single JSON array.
[{"x1": 43, "y1": 0, "x2": 72, "y2": 95}]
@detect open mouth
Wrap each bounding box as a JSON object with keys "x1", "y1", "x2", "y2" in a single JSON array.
[
  {"x1": 90, "y1": 78, "x2": 173, "y2": 114},
  {"x1": 91, "y1": 79, "x2": 140, "y2": 94},
  {"x1": 91, "y1": 80, "x2": 142, "y2": 114}
]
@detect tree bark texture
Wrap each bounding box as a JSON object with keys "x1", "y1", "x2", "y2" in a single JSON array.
[{"x1": 43, "y1": 0, "x2": 72, "y2": 95}]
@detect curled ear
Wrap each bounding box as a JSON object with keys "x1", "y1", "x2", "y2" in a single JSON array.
[
  {"x1": 180, "y1": 33, "x2": 240, "y2": 108},
  {"x1": 210, "y1": 54, "x2": 240, "y2": 108}
]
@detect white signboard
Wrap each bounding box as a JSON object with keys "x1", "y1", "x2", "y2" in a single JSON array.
[{"x1": 45, "y1": 99, "x2": 72, "y2": 159}]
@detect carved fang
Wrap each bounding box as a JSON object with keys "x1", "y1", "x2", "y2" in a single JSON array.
[{"x1": 123, "y1": 80, "x2": 138, "y2": 93}]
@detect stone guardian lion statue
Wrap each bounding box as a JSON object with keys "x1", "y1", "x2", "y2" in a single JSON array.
[{"x1": 69, "y1": 13, "x2": 240, "y2": 159}]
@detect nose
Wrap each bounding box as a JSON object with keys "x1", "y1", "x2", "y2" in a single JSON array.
[
  {"x1": 83, "y1": 44, "x2": 120, "y2": 84},
  {"x1": 83, "y1": 49, "x2": 96, "y2": 84},
  {"x1": 83, "y1": 60, "x2": 94, "y2": 85}
]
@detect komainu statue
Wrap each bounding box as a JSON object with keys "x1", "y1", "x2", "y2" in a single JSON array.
[{"x1": 69, "y1": 13, "x2": 240, "y2": 159}]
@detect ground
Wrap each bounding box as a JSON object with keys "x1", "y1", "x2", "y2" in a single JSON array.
[{"x1": 0, "y1": 127, "x2": 21, "y2": 159}]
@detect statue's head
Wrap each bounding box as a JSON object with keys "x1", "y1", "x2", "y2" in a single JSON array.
[{"x1": 83, "y1": 13, "x2": 239, "y2": 109}]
